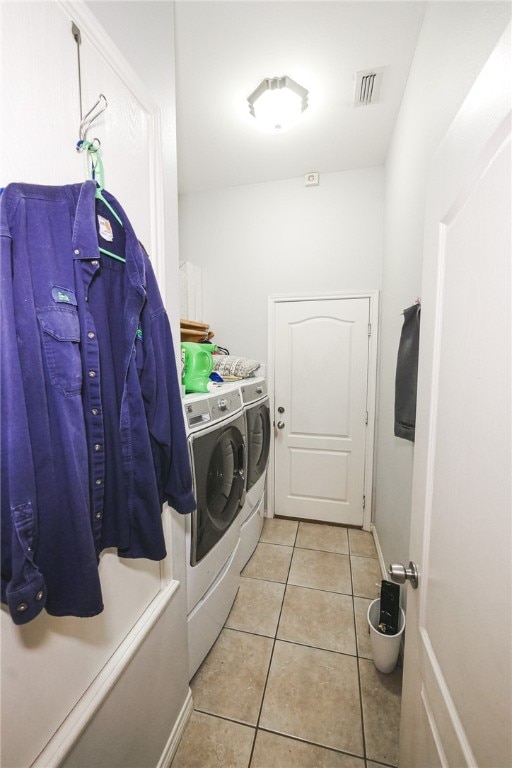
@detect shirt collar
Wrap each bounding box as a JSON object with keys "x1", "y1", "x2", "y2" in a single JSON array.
[
  {"x1": 70, "y1": 181, "x2": 100, "y2": 261},
  {"x1": 68, "y1": 181, "x2": 146, "y2": 296}
]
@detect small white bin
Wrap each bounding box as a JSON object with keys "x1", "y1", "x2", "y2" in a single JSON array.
[{"x1": 367, "y1": 598, "x2": 405, "y2": 674}]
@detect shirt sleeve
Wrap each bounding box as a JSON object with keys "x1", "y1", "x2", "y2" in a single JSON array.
[
  {"x1": 1, "y1": 217, "x2": 47, "y2": 624},
  {"x1": 140, "y1": 257, "x2": 196, "y2": 515}
]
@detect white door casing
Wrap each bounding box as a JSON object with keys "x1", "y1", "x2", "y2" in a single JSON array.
[
  {"x1": 400, "y1": 25, "x2": 511, "y2": 768},
  {"x1": 269, "y1": 293, "x2": 378, "y2": 529}
]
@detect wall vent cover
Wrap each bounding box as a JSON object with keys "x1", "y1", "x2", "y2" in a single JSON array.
[{"x1": 354, "y1": 68, "x2": 384, "y2": 107}]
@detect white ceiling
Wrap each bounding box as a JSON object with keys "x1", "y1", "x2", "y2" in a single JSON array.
[{"x1": 174, "y1": 1, "x2": 426, "y2": 194}]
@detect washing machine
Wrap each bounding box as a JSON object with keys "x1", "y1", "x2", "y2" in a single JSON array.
[
  {"x1": 183, "y1": 384, "x2": 246, "y2": 678},
  {"x1": 238, "y1": 377, "x2": 271, "y2": 569}
]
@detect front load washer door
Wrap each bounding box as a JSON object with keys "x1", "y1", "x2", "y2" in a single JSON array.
[
  {"x1": 247, "y1": 400, "x2": 270, "y2": 492},
  {"x1": 191, "y1": 413, "x2": 246, "y2": 564}
]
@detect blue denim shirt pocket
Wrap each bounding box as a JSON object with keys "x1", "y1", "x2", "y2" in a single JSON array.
[{"x1": 37, "y1": 307, "x2": 82, "y2": 396}]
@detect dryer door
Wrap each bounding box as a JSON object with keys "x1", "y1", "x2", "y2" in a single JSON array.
[
  {"x1": 191, "y1": 413, "x2": 246, "y2": 564},
  {"x1": 247, "y1": 400, "x2": 270, "y2": 491}
]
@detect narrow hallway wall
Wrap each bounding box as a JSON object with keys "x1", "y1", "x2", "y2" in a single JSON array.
[{"x1": 373, "y1": 0, "x2": 512, "y2": 574}]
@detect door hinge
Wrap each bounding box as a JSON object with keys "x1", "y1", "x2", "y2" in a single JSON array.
[
  {"x1": 363, "y1": 494, "x2": 366, "y2": 510},
  {"x1": 368, "y1": 323, "x2": 372, "y2": 337},
  {"x1": 71, "y1": 22, "x2": 81, "y2": 45},
  {"x1": 365, "y1": 410, "x2": 368, "y2": 425}
]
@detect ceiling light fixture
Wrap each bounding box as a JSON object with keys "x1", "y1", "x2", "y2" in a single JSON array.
[{"x1": 247, "y1": 76, "x2": 309, "y2": 132}]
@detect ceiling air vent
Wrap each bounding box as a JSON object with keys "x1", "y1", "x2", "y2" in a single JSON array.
[{"x1": 354, "y1": 68, "x2": 384, "y2": 107}]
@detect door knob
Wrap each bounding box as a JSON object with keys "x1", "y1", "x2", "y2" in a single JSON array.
[
  {"x1": 388, "y1": 561, "x2": 419, "y2": 589},
  {"x1": 277, "y1": 421, "x2": 285, "y2": 429}
]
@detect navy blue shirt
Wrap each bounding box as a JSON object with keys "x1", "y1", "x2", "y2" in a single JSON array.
[{"x1": 1, "y1": 181, "x2": 195, "y2": 624}]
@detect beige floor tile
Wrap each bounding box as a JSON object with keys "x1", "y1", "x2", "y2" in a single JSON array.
[
  {"x1": 348, "y1": 529, "x2": 378, "y2": 558},
  {"x1": 260, "y1": 517, "x2": 298, "y2": 546},
  {"x1": 354, "y1": 596, "x2": 373, "y2": 659},
  {"x1": 350, "y1": 555, "x2": 382, "y2": 599},
  {"x1": 295, "y1": 522, "x2": 349, "y2": 554},
  {"x1": 225, "y1": 577, "x2": 285, "y2": 637},
  {"x1": 359, "y1": 658, "x2": 403, "y2": 766},
  {"x1": 251, "y1": 730, "x2": 364, "y2": 768},
  {"x1": 171, "y1": 711, "x2": 254, "y2": 768},
  {"x1": 277, "y1": 585, "x2": 356, "y2": 655},
  {"x1": 259, "y1": 640, "x2": 364, "y2": 755},
  {"x1": 191, "y1": 628, "x2": 273, "y2": 726},
  {"x1": 242, "y1": 542, "x2": 293, "y2": 583},
  {"x1": 288, "y1": 548, "x2": 352, "y2": 594}
]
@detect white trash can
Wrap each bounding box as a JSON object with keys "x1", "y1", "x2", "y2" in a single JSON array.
[{"x1": 367, "y1": 598, "x2": 405, "y2": 674}]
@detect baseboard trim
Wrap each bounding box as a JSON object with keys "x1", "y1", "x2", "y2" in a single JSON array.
[
  {"x1": 370, "y1": 522, "x2": 387, "y2": 579},
  {"x1": 371, "y1": 522, "x2": 406, "y2": 660},
  {"x1": 156, "y1": 688, "x2": 193, "y2": 768}
]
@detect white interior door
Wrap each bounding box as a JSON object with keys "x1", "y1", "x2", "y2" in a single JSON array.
[
  {"x1": 400, "y1": 27, "x2": 511, "y2": 767},
  {"x1": 1, "y1": 5, "x2": 169, "y2": 766},
  {"x1": 272, "y1": 297, "x2": 370, "y2": 526}
]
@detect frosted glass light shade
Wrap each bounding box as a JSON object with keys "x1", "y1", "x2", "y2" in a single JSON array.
[{"x1": 248, "y1": 76, "x2": 308, "y2": 132}]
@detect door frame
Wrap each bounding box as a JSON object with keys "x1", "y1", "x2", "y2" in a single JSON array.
[{"x1": 267, "y1": 290, "x2": 379, "y2": 531}]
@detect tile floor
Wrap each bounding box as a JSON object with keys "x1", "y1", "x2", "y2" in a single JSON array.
[{"x1": 172, "y1": 519, "x2": 402, "y2": 768}]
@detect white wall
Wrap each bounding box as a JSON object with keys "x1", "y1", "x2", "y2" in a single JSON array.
[
  {"x1": 373, "y1": 1, "x2": 512, "y2": 572},
  {"x1": 179, "y1": 167, "x2": 384, "y2": 364}
]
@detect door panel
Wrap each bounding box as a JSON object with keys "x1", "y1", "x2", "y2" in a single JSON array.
[
  {"x1": 80, "y1": 37, "x2": 153, "y2": 251},
  {"x1": 0, "y1": 6, "x2": 167, "y2": 767},
  {"x1": 400, "y1": 26, "x2": 511, "y2": 767},
  {"x1": 273, "y1": 297, "x2": 369, "y2": 525},
  {"x1": 290, "y1": 449, "x2": 349, "y2": 500},
  {"x1": 1, "y1": 2, "x2": 82, "y2": 184}
]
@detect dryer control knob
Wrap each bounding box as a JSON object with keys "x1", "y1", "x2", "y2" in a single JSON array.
[{"x1": 218, "y1": 399, "x2": 228, "y2": 411}]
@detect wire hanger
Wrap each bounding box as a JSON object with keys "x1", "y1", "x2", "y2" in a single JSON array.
[
  {"x1": 76, "y1": 95, "x2": 125, "y2": 264},
  {"x1": 79, "y1": 94, "x2": 108, "y2": 144}
]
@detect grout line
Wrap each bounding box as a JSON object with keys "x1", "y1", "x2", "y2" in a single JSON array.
[
  {"x1": 350, "y1": 551, "x2": 368, "y2": 764},
  {"x1": 181, "y1": 523, "x2": 401, "y2": 768},
  {"x1": 223, "y1": 620, "x2": 375, "y2": 663},
  {"x1": 192, "y1": 707, "x2": 369, "y2": 764},
  {"x1": 247, "y1": 528, "x2": 299, "y2": 767},
  {"x1": 193, "y1": 707, "x2": 256, "y2": 730},
  {"x1": 247, "y1": 529, "x2": 379, "y2": 765},
  {"x1": 206, "y1": 525, "x2": 396, "y2": 768},
  {"x1": 266, "y1": 635, "x2": 358, "y2": 659},
  {"x1": 256, "y1": 725, "x2": 367, "y2": 762}
]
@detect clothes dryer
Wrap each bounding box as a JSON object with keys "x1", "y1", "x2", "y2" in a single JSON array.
[
  {"x1": 239, "y1": 377, "x2": 270, "y2": 569},
  {"x1": 183, "y1": 384, "x2": 246, "y2": 678}
]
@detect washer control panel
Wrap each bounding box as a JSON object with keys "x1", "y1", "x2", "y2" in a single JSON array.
[
  {"x1": 210, "y1": 389, "x2": 242, "y2": 421},
  {"x1": 185, "y1": 399, "x2": 211, "y2": 429},
  {"x1": 241, "y1": 378, "x2": 267, "y2": 405}
]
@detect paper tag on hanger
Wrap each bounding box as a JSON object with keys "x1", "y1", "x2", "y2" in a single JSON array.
[{"x1": 98, "y1": 215, "x2": 114, "y2": 242}]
